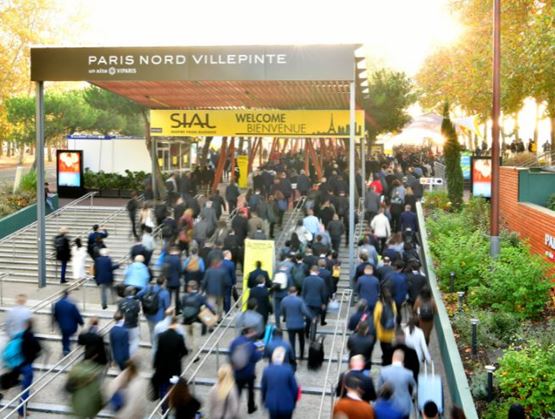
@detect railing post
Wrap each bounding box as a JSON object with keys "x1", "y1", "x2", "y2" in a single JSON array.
[{"x1": 0, "y1": 275, "x2": 4, "y2": 307}]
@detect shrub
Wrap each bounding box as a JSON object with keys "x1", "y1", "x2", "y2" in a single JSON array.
[
  {"x1": 470, "y1": 244, "x2": 552, "y2": 319},
  {"x1": 461, "y1": 197, "x2": 490, "y2": 232},
  {"x1": 547, "y1": 193, "x2": 555, "y2": 211},
  {"x1": 495, "y1": 342, "x2": 555, "y2": 418},
  {"x1": 441, "y1": 103, "x2": 464, "y2": 209},
  {"x1": 422, "y1": 190, "x2": 451, "y2": 212},
  {"x1": 451, "y1": 310, "x2": 521, "y2": 349},
  {"x1": 19, "y1": 170, "x2": 37, "y2": 193}
]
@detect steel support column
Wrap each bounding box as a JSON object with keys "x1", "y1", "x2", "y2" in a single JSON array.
[
  {"x1": 35, "y1": 81, "x2": 46, "y2": 288},
  {"x1": 361, "y1": 136, "x2": 366, "y2": 200},
  {"x1": 348, "y1": 81, "x2": 356, "y2": 276},
  {"x1": 490, "y1": 0, "x2": 501, "y2": 256}
]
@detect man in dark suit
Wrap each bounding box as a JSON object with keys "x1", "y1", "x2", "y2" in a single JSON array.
[
  {"x1": 317, "y1": 259, "x2": 333, "y2": 326},
  {"x1": 202, "y1": 260, "x2": 230, "y2": 317},
  {"x1": 400, "y1": 204, "x2": 418, "y2": 233},
  {"x1": 249, "y1": 276, "x2": 272, "y2": 324},
  {"x1": 231, "y1": 210, "x2": 249, "y2": 242},
  {"x1": 77, "y1": 317, "x2": 108, "y2": 365},
  {"x1": 109, "y1": 311, "x2": 129, "y2": 371},
  {"x1": 94, "y1": 248, "x2": 119, "y2": 309},
  {"x1": 301, "y1": 265, "x2": 327, "y2": 336},
  {"x1": 246, "y1": 261, "x2": 271, "y2": 289},
  {"x1": 153, "y1": 316, "x2": 188, "y2": 411},
  {"x1": 53, "y1": 290, "x2": 84, "y2": 355},
  {"x1": 336, "y1": 354, "x2": 377, "y2": 402}
]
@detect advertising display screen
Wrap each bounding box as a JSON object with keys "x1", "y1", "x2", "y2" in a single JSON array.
[
  {"x1": 471, "y1": 157, "x2": 492, "y2": 198},
  {"x1": 460, "y1": 152, "x2": 471, "y2": 180},
  {"x1": 57, "y1": 150, "x2": 84, "y2": 197}
]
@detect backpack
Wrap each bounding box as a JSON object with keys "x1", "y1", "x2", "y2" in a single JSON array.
[
  {"x1": 230, "y1": 342, "x2": 251, "y2": 370},
  {"x1": 2, "y1": 333, "x2": 24, "y2": 369},
  {"x1": 119, "y1": 299, "x2": 139, "y2": 325},
  {"x1": 273, "y1": 271, "x2": 288, "y2": 291},
  {"x1": 332, "y1": 264, "x2": 341, "y2": 278},
  {"x1": 181, "y1": 294, "x2": 201, "y2": 324},
  {"x1": 161, "y1": 223, "x2": 174, "y2": 239},
  {"x1": 186, "y1": 256, "x2": 200, "y2": 272},
  {"x1": 141, "y1": 287, "x2": 161, "y2": 315},
  {"x1": 380, "y1": 303, "x2": 395, "y2": 330},
  {"x1": 292, "y1": 264, "x2": 306, "y2": 290},
  {"x1": 419, "y1": 301, "x2": 434, "y2": 321}
]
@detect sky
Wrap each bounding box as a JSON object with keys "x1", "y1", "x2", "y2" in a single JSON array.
[{"x1": 66, "y1": 0, "x2": 463, "y2": 76}]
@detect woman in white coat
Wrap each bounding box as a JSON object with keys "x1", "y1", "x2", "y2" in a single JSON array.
[
  {"x1": 403, "y1": 316, "x2": 431, "y2": 364},
  {"x1": 71, "y1": 238, "x2": 88, "y2": 280}
]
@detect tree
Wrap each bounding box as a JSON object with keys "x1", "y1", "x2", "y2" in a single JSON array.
[
  {"x1": 364, "y1": 69, "x2": 418, "y2": 144},
  {"x1": 417, "y1": 0, "x2": 553, "y2": 146},
  {"x1": 442, "y1": 103, "x2": 464, "y2": 209}
]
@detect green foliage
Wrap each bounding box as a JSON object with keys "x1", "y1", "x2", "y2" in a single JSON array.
[
  {"x1": 422, "y1": 190, "x2": 451, "y2": 212},
  {"x1": 471, "y1": 244, "x2": 553, "y2": 319},
  {"x1": 427, "y1": 200, "x2": 552, "y2": 320},
  {"x1": 495, "y1": 342, "x2": 555, "y2": 418},
  {"x1": 0, "y1": 183, "x2": 36, "y2": 218},
  {"x1": 18, "y1": 170, "x2": 37, "y2": 193},
  {"x1": 451, "y1": 310, "x2": 521, "y2": 349},
  {"x1": 441, "y1": 104, "x2": 464, "y2": 209},
  {"x1": 364, "y1": 69, "x2": 418, "y2": 140},
  {"x1": 547, "y1": 193, "x2": 555, "y2": 211},
  {"x1": 470, "y1": 371, "x2": 490, "y2": 401},
  {"x1": 84, "y1": 169, "x2": 148, "y2": 192}
]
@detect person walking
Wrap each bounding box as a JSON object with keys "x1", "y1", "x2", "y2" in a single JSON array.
[
  {"x1": 221, "y1": 250, "x2": 237, "y2": 313},
  {"x1": 87, "y1": 224, "x2": 108, "y2": 260},
  {"x1": 377, "y1": 349, "x2": 416, "y2": 418},
  {"x1": 123, "y1": 255, "x2": 151, "y2": 292},
  {"x1": 272, "y1": 265, "x2": 290, "y2": 328},
  {"x1": 355, "y1": 264, "x2": 380, "y2": 313},
  {"x1": 370, "y1": 208, "x2": 391, "y2": 254},
  {"x1": 137, "y1": 276, "x2": 171, "y2": 344},
  {"x1": 181, "y1": 281, "x2": 214, "y2": 357},
  {"x1": 373, "y1": 289, "x2": 397, "y2": 366},
  {"x1": 109, "y1": 311, "x2": 130, "y2": 371},
  {"x1": 52, "y1": 290, "x2": 84, "y2": 356},
  {"x1": 225, "y1": 179, "x2": 241, "y2": 213},
  {"x1": 153, "y1": 316, "x2": 188, "y2": 413},
  {"x1": 301, "y1": 265, "x2": 327, "y2": 336},
  {"x1": 94, "y1": 248, "x2": 119, "y2": 310},
  {"x1": 281, "y1": 287, "x2": 313, "y2": 360},
  {"x1": 17, "y1": 319, "x2": 42, "y2": 418},
  {"x1": 235, "y1": 299, "x2": 264, "y2": 338},
  {"x1": 202, "y1": 259, "x2": 228, "y2": 318},
  {"x1": 5, "y1": 294, "x2": 31, "y2": 338},
  {"x1": 208, "y1": 364, "x2": 241, "y2": 419},
  {"x1": 67, "y1": 356, "x2": 104, "y2": 418},
  {"x1": 168, "y1": 377, "x2": 202, "y2": 419},
  {"x1": 71, "y1": 238, "x2": 87, "y2": 281},
  {"x1": 228, "y1": 327, "x2": 263, "y2": 414},
  {"x1": 332, "y1": 374, "x2": 375, "y2": 419},
  {"x1": 336, "y1": 355, "x2": 377, "y2": 403},
  {"x1": 413, "y1": 286, "x2": 436, "y2": 345},
  {"x1": 327, "y1": 213, "x2": 345, "y2": 253},
  {"x1": 248, "y1": 276, "x2": 272, "y2": 325},
  {"x1": 373, "y1": 384, "x2": 404, "y2": 419},
  {"x1": 117, "y1": 287, "x2": 141, "y2": 356},
  {"x1": 54, "y1": 227, "x2": 72, "y2": 284},
  {"x1": 347, "y1": 322, "x2": 376, "y2": 372},
  {"x1": 106, "y1": 359, "x2": 147, "y2": 419},
  {"x1": 403, "y1": 317, "x2": 431, "y2": 365},
  {"x1": 126, "y1": 191, "x2": 140, "y2": 240},
  {"x1": 261, "y1": 347, "x2": 299, "y2": 419},
  {"x1": 163, "y1": 247, "x2": 183, "y2": 313},
  {"x1": 77, "y1": 317, "x2": 108, "y2": 366}
]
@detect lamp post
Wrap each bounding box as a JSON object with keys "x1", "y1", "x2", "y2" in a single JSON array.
[{"x1": 490, "y1": 0, "x2": 501, "y2": 257}]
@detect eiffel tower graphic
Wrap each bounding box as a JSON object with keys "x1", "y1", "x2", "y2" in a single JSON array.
[{"x1": 327, "y1": 113, "x2": 337, "y2": 134}]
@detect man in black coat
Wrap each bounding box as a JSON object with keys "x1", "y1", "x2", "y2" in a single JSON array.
[
  {"x1": 335, "y1": 354, "x2": 377, "y2": 402},
  {"x1": 153, "y1": 317, "x2": 188, "y2": 407},
  {"x1": 77, "y1": 317, "x2": 108, "y2": 365},
  {"x1": 231, "y1": 211, "x2": 249, "y2": 242},
  {"x1": 406, "y1": 261, "x2": 428, "y2": 308},
  {"x1": 54, "y1": 227, "x2": 71, "y2": 284},
  {"x1": 249, "y1": 276, "x2": 272, "y2": 324},
  {"x1": 225, "y1": 180, "x2": 241, "y2": 213}
]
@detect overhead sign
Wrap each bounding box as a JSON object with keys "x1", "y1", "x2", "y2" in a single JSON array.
[
  {"x1": 31, "y1": 45, "x2": 358, "y2": 82},
  {"x1": 471, "y1": 157, "x2": 492, "y2": 198},
  {"x1": 150, "y1": 109, "x2": 365, "y2": 138},
  {"x1": 420, "y1": 177, "x2": 444, "y2": 185}
]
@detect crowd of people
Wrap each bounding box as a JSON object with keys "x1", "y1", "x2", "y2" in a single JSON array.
[{"x1": 2, "y1": 151, "x2": 529, "y2": 419}]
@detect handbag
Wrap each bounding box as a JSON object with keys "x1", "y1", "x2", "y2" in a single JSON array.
[{"x1": 198, "y1": 306, "x2": 218, "y2": 328}]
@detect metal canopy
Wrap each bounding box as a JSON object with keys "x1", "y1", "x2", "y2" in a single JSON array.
[
  {"x1": 32, "y1": 43, "x2": 366, "y2": 288},
  {"x1": 92, "y1": 80, "x2": 358, "y2": 110}
]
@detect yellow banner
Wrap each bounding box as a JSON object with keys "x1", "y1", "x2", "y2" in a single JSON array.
[
  {"x1": 242, "y1": 239, "x2": 275, "y2": 311},
  {"x1": 150, "y1": 109, "x2": 364, "y2": 138},
  {"x1": 236, "y1": 155, "x2": 249, "y2": 189}
]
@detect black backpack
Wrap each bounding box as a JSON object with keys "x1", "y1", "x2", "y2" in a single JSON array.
[
  {"x1": 380, "y1": 303, "x2": 395, "y2": 330},
  {"x1": 419, "y1": 301, "x2": 434, "y2": 321},
  {"x1": 141, "y1": 287, "x2": 161, "y2": 315},
  {"x1": 181, "y1": 294, "x2": 201, "y2": 324},
  {"x1": 120, "y1": 299, "x2": 140, "y2": 325}
]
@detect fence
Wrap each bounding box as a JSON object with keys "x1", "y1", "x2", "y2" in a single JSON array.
[{"x1": 416, "y1": 201, "x2": 479, "y2": 419}]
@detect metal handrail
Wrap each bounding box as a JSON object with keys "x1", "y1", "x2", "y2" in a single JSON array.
[
  {"x1": 275, "y1": 196, "x2": 307, "y2": 251},
  {"x1": 0, "y1": 318, "x2": 115, "y2": 417},
  {"x1": 519, "y1": 150, "x2": 555, "y2": 167},
  {"x1": 146, "y1": 296, "x2": 243, "y2": 419},
  {"x1": 317, "y1": 289, "x2": 352, "y2": 418},
  {"x1": 0, "y1": 191, "x2": 98, "y2": 247}
]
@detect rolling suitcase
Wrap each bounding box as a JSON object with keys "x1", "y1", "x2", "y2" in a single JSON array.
[
  {"x1": 308, "y1": 319, "x2": 324, "y2": 370},
  {"x1": 417, "y1": 361, "x2": 444, "y2": 415}
]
